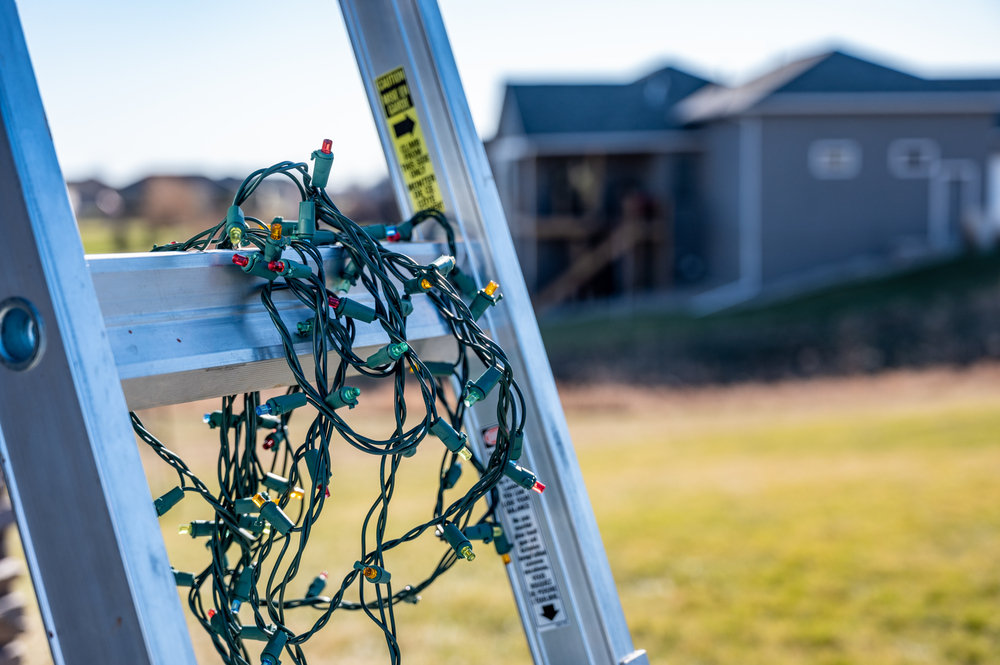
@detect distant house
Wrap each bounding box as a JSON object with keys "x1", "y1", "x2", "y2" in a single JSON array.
[
  {"x1": 489, "y1": 66, "x2": 712, "y2": 310},
  {"x1": 116, "y1": 174, "x2": 302, "y2": 229},
  {"x1": 67, "y1": 178, "x2": 124, "y2": 219},
  {"x1": 487, "y1": 50, "x2": 1000, "y2": 312},
  {"x1": 118, "y1": 175, "x2": 232, "y2": 229},
  {"x1": 68, "y1": 171, "x2": 385, "y2": 251}
]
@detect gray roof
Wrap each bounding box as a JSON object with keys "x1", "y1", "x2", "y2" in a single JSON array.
[
  {"x1": 678, "y1": 50, "x2": 1000, "y2": 123},
  {"x1": 495, "y1": 66, "x2": 712, "y2": 137}
]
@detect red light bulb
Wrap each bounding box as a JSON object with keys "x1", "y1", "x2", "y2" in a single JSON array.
[
  {"x1": 207, "y1": 609, "x2": 216, "y2": 619},
  {"x1": 268, "y1": 260, "x2": 284, "y2": 273},
  {"x1": 262, "y1": 434, "x2": 276, "y2": 450},
  {"x1": 531, "y1": 481, "x2": 546, "y2": 494},
  {"x1": 328, "y1": 295, "x2": 341, "y2": 309},
  {"x1": 320, "y1": 139, "x2": 333, "y2": 155},
  {"x1": 232, "y1": 254, "x2": 249, "y2": 267}
]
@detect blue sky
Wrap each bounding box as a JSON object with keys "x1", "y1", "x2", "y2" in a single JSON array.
[{"x1": 14, "y1": 0, "x2": 1000, "y2": 187}]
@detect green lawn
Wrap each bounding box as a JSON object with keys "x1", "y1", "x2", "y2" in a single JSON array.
[
  {"x1": 77, "y1": 217, "x2": 200, "y2": 254},
  {"x1": 578, "y1": 378, "x2": 1000, "y2": 665},
  {"x1": 12, "y1": 366, "x2": 1000, "y2": 664},
  {"x1": 541, "y1": 250, "x2": 1000, "y2": 384}
]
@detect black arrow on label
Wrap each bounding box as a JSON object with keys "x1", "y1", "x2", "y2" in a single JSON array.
[
  {"x1": 541, "y1": 604, "x2": 559, "y2": 621},
  {"x1": 393, "y1": 116, "x2": 416, "y2": 138}
]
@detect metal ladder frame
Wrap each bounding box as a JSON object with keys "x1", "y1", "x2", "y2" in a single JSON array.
[{"x1": 0, "y1": 0, "x2": 647, "y2": 662}]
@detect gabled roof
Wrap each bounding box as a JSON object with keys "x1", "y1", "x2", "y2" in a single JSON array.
[
  {"x1": 119, "y1": 174, "x2": 230, "y2": 196},
  {"x1": 66, "y1": 177, "x2": 114, "y2": 196},
  {"x1": 678, "y1": 50, "x2": 1000, "y2": 123},
  {"x1": 494, "y1": 66, "x2": 712, "y2": 138}
]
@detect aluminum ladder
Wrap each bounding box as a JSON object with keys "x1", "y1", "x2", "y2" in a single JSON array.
[{"x1": 0, "y1": 1, "x2": 647, "y2": 663}]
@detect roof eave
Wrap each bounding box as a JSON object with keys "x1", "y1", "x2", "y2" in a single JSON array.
[{"x1": 488, "y1": 130, "x2": 703, "y2": 161}]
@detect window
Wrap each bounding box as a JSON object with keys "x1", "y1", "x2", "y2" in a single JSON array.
[
  {"x1": 808, "y1": 139, "x2": 862, "y2": 180},
  {"x1": 888, "y1": 138, "x2": 940, "y2": 179}
]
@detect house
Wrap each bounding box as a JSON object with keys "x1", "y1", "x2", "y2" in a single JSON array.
[
  {"x1": 117, "y1": 174, "x2": 303, "y2": 230},
  {"x1": 118, "y1": 175, "x2": 233, "y2": 229},
  {"x1": 487, "y1": 50, "x2": 1000, "y2": 312},
  {"x1": 70, "y1": 170, "x2": 394, "y2": 251},
  {"x1": 67, "y1": 178, "x2": 124, "y2": 219},
  {"x1": 489, "y1": 66, "x2": 712, "y2": 310}
]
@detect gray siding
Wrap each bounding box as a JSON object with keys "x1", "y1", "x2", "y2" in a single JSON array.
[
  {"x1": 698, "y1": 122, "x2": 742, "y2": 285},
  {"x1": 759, "y1": 114, "x2": 996, "y2": 282}
]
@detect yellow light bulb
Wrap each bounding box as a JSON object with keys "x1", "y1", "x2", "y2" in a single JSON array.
[
  {"x1": 501, "y1": 553, "x2": 512, "y2": 565},
  {"x1": 288, "y1": 487, "x2": 305, "y2": 501},
  {"x1": 178, "y1": 524, "x2": 191, "y2": 535},
  {"x1": 363, "y1": 566, "x2": 378, "y2": 580},
  {"x1": 420, "y1": 278, "x2": 432, "y2": 290},
  {"x1": 459, "y1": 545, "x2": 476, "y2": 562},
  {"x1": 229, "y1": 226, "x2": 243, "y2": 246},
  {"x1": 484, "y1": 281, "x2": 499, "y2": 296},
  {"x1": 251, "y1": 493, "x2": 267, "y2": 508},
  {"x1": 457, "y1": 447, "x2": 473, "y2": 462},
  {"x1": 270, "y1": 221, "x2": 282, "y2": 240}
]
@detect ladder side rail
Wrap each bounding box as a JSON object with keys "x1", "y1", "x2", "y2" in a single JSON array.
[
  {"x1": 0, "y1": 4, "x2": 196, "y2": 664},
  {"x1": 338, "y1": 2, "x2": 647, "y2": 663}
]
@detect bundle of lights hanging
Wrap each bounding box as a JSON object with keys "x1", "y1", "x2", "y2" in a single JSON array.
[{"x1": 135, "y1": 140, "x2": 544, "y2": 665}]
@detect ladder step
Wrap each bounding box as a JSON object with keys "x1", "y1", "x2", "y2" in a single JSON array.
[{"x1": 88, "y1": 245, "x2": 454, "y2": 409}]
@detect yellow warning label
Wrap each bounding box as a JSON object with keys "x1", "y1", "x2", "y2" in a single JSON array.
[{"x1": 375, "y1": 67, "x2": 445, "y2": 213}]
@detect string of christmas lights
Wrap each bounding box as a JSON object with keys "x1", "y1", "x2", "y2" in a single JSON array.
[{"x1": 136, "y1": 140, "x2": 544, "y2": 665}]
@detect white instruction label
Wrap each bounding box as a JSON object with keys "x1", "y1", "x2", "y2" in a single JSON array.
[{"x1": 499, "y1": 477, "x2": 570, "y2": 630}]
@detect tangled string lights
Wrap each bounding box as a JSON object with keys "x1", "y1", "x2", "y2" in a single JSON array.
[{"x1": 135, "y1": 141, "x2": 544, "y2": 665}]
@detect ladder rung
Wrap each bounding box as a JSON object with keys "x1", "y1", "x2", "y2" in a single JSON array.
[{"x1": 88, "y1": 244, "x2": 452, "y2": 410}]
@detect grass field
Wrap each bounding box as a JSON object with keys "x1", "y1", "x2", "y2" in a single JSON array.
[
  {"x1": 11, "y1": 365, "x2": 1000, "y2": 664},
  {"x1": 542, "y1": 250, "x2": 1000, "y2": 385},
  {"x1": 77, "y1": 217, "x2": 163, "y2": 254}
]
